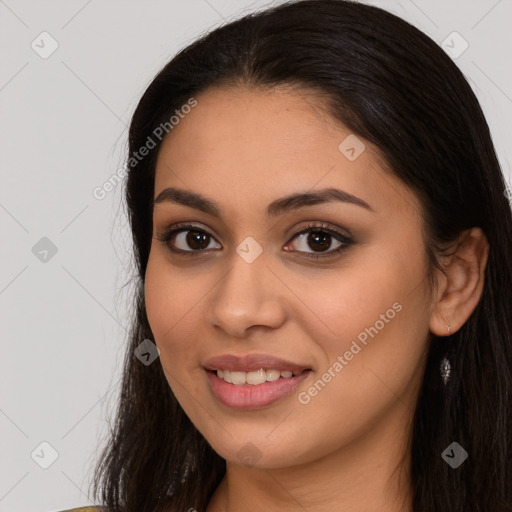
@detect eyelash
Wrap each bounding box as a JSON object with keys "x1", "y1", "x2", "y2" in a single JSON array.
[{"x1": 155, "y1": 222, "x2": 354, "y2": 259}]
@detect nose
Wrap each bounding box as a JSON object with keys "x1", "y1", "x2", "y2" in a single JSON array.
[{"x1": 206, "y1": 249, "x2": 287, "y2": 338}]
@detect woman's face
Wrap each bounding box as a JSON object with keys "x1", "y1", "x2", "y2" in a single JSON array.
[{"x1": 145, "y1": 85, "x2": 434, "y2": 468}]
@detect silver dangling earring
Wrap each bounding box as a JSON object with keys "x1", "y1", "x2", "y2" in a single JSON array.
[{"x1": 440, "y1": 321, "x2": 451, "y2": 385}]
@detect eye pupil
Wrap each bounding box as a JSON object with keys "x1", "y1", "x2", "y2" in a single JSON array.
[
  {"x1": 187, "y1": 230, "x2": 210, "y2": 250},
  {"x1": 308, "y1": 231, "x2": 331, "y2": 252}
]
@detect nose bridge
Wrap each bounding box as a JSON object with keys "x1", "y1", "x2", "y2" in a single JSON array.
[{"x1": 207, "y1": 240, "x2": 285, "y2": 336}]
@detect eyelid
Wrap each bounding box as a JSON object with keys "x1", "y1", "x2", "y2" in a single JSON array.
[
  {"x1": 155, "y1": 222, "x2": 220, "y2": 256},
  {"x1": 155, "y1": 221, "x2": 354, "y2": 258},
  {"x1": 287, "y1": 221, "x2": 352, "y2": 241},
  {"x1": 284, "y1": 222, "x2": 353, "y2": 258}
]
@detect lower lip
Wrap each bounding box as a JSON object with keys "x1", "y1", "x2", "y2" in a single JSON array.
[{"x1": 206, "y1": 370, "x2": 312, "y2": 409}]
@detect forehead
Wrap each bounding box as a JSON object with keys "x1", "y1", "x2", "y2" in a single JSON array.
[
  {"x1": 157, "y1": 85, "x2": 362, "y2": 165},
  {"x1": 154, "y1": 85, "x2": 419, "y2": 219}
]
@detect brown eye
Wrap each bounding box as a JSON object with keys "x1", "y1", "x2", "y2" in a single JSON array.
[
  {"x1": 285, "y1": 223, "x2": 353, "y2": 258},
  {"x1": 156, "y1": 224, "x2": 221, "y2": 254},
  {"x1": 156, "y1": 222, "x2": 353, "y2": 259},
  {"x1": 176, "y1": 229, "x2": 212, "y2": 251}
]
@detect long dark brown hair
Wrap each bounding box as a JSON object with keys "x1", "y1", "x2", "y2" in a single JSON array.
[{"x1": 91, "y1": 1, "x2": 512, "y2": 510}]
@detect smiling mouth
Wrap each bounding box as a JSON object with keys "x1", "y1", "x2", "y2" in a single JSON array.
[{"x1": 210, "y1": 368, "x2": 311, "y2": 386}]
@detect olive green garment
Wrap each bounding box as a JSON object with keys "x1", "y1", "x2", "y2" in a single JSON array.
[{"x1": 58, "y1": 508, "x2": 102, "y2": 512}]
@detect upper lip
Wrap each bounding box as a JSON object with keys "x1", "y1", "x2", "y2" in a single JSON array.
[{"x1": 204, "y1": 353, "x2": 312, "y2": 373}]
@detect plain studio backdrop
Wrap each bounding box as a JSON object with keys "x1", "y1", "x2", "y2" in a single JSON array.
[{"x1": 0, "y1": 1, "x2": 511, "y2": 511}]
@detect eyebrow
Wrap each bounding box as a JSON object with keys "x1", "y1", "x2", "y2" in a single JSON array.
[{"x1": 152, "y1": 186, "x2": 374, "y2": 218}]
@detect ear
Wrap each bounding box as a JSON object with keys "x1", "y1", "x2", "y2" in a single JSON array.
[{"x1": 429, "y1": 227, "x2": 489, "y2": 336}]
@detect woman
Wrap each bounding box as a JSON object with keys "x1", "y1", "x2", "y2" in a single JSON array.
[{"x1": 63, "y1": 0, "x2": 512, "y2": 510}]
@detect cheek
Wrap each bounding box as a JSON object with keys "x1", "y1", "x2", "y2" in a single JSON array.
[
  {"x1": 145, "y1": 256, "x2": 171, "y2": 342},
  {"x1": 300, "y1": 256, "x2": 410, "y2": 358},
  {"x1": 297, "y1": 245, "x2": 430, "y2": 422},
  {"x1": 144, "y1": 253, "x2": 209, "y2": 414},
  {"x1": 144, "y1": 253, "x2": 202, "y2": 365}
]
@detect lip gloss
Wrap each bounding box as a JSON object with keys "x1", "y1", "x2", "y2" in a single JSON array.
[{"x1": 206, "y1": 369, "x2": 312, "y2": 409}]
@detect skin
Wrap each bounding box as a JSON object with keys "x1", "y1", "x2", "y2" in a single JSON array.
[{"x1": 144, "y1": 85, "x2": 489, "y2": 512}]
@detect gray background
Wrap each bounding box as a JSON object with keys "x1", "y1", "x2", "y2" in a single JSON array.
[{"x1": 0, "y1": 1, "x2": 510, "y2": 511}]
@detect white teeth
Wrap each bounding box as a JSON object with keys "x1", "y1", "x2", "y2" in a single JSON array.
[
  {"x1": 215, "y1": 368, "x2": 304, "y2": 385},
  {"x1": 230, "y1": 371, "x2": 247, "y2": 385},
  {"x1": 246, "y1": 369, "x2": 266, "y2": 385},
  {"x1": 265, "y1": 369, "x2": 280, "y2": 382}
]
